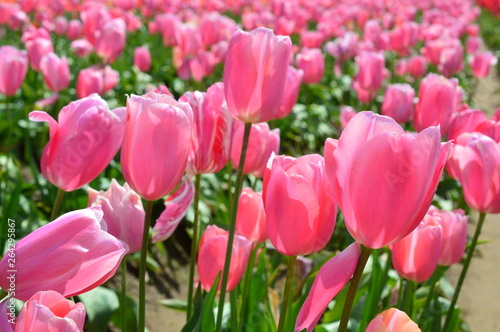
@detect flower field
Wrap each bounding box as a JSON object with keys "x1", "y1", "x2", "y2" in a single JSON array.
[{"x1": 1, "y1": 0, "x2": 500, "y2": 331}]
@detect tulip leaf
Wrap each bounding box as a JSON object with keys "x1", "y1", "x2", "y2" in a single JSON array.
[
  {"x1": 109, "y1": 292, "x2": 148, "y2": 332},
  {"x1": 158, "y1": 298, "x2": 188, "y2": 312},
  {"x1": 79, "y1": 286, "x2": 120, "y2": 332},
  {"x1": 182, "y1": 273, "x2": 220, "y2": 332}
]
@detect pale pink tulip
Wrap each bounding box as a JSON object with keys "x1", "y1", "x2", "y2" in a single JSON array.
[
  {"x1": 296, "y1": 48, "x2": 324, "y2": 84},
  {"x1": 407, "y1": 55, "x2": 427, "y2": 78},
  {"x1": 236, "y1": 187, "x2": 267, "y2": 243},
  {"x1": 366, "y1": 308, "x2": 421, "y2": 332},
  {"x1": 70, "y1": 39, "x2": 93, "y2": 57},
  {"x1": 94, "y1": 18, "x2": 126, "y2": 63},
  {"x1": 381, "y1": 83, "x2": 415, "y2": 124},
  {"x1": 40, "y1": 53, "x2": 70, "y2": 92},
  {"x1": 469, "y1": 51, "x2": 497, "y2": 78},
  {"x1": 67, "y1": 19, "x2": 82, "y2": 40},
  {"x1": 0, "y1": 46, "x2": 28, "y2": 96},
  {"x1": 24, "y1": 30, "x2": 53, "y2": 71}
]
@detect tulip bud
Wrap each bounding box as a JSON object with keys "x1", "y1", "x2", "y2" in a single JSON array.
[
  {"x1": 134, "y1": 46, "x2": 151, "y2": 72},
  {"x1": 381, "y1": 83, "x2": 415, "y2": 124},
  {"x1": 296, "y1": 48, "x2": 324, "y2": 84},
  {"x1": 0, "y1": 46, "x2": 28, "y2": 96},
  {"x1": 40, "y1": 53, "x2": 70, "y2": 92},
  {"x1": 236, "y1": 188, "x2": 267, "y2": 243}
]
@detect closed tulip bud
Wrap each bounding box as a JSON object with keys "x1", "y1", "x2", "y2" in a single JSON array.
[
  {"x1": 76, "y1": 66, "x2": 104, "y2": 98},
  {"x1": 469, "y1": 51, "x2": 497, "y2": 78},
  {"x1": 67, "y1": 19, "x2": 82, "y2": 40},
  {"x1": 29, "y1": 94, "x2": 126, "y2": 191},
  {"x1": 15, "y1": 291, "x2": 86, "y2": 332},
  {"x1": 275, "y1": 66, "x2": 303, "y2": 119},
  {"x1": 197, "y1": 225, "x2": 252, "y2": 292},
  {"x1": 414, "y1": 73, "x2": 462, "y2": 136},
  {"x1": 0, "y1": 207, "x2": 128, "y2": 301},
  {"x1": 54, "y1": 16, "x2": 68, "y2": 35},
  {"x1": 88, "y1": 179, "x2": 145, "y2": 253},
  {"x1": 121, "y1": 92, "x2": 192, "y2": 201},
  {"x1": 325, "y1": 111, "x2": 451, "y2": 249},
  {"x1": 300, "y1": 30, "x2": 324, "y2": 48},
  {"x1": 230, "y1": 121, "x2": 280, "y2": 178},
  {"x1": 25, "y1": 35, "x2": 54, "y2": 71},
  {"x1": 353, "y1": 51, "x2": 385, "y2": 92},
  {"x1": 447, "y1": 133, "x2": 500, "y2": 213},
  {"x1": 427, "y1": 206, "x2": 468, "y2": 266},
  {"x1": 263, "y1": 154, "x2": 337, "y2": 256},
  {"x1": 407, "y1": 55, "x2": 427, "y2": 78},
  {"x1": 0, "y1": 46, "x2": 28, "y2": 96},
  {"x1": 366, "y1": 308, "x2": 421, "y2": 332},
  {"x1": 394, "y1": 58, "x2": 408, "y2": 76},
  {"x1": 134, "y1": 46, "x2": 151, "y2": 72},
  {"x1": 340, "y1": 105, "x2": 356, "y2": 129},
  {"x1": 381, "y1": 83, "x2": 415, "y2": 124},
  {"x1": 466, "y1": 36, "x2": 482, "y2": 55},
  {"x1": 94, "y1": 18, "x2": 126, "y2": 63},
  {"x1": 224, "y1": 27, "x2": 292, "y2": 123},
  {"x1": 296, "y1": 48, "x2": 324, "y2": 84},
  {"x1": 236, "y1": 187, "x2": 267, "y2": 243},
  {"x1": 181, "y1": 83, "x2": 234, "y2": 175},
  {"x1": 438, "y1": 42, "x2": 464, "y2": 77},
  {"x1": 70, "y1": 39, "x2": 93, "y2": 58},
  {"x1": 40, "y1": 53, "x2": 70, "y2": 92}
]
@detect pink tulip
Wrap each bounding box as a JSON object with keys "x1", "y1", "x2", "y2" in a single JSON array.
[
  {"x1": 427, "y1": 206, "x2": 468, "y2": 266},
  {"x1": 180, "y1": 82, "x2": 234, "y2": 175},
  {"x1": 76, "y1": 65, "x2": 119, "y2": 98},
  {"x1": 295, "y1": 243, "x2": 361, "y2": 332},
  {"x1": 466, "y1": 36, "x2": 482, "y2": 55},
  {"x1": 324, "y1": 32, "x2": 358, "y2": 75},
  {"x1": 353, "y1": 51, "x2": 385, "y2": 92},
  {"x1": 0, "y1": 207, "x2": 128, "y2": 301},
  {"x1": 24, "y1": 32, "x2": 54, "y2": 71},
  {"x1": 381, "y1": 83, "x2": 415, "y2": 124},
  {"x1": 88, "y1": 179, "x2": 145, "y2": 253},
  {"x1": 366, "y1": 308, "x2": 421, "y2": 332},
  {"x1": 121, "y1": 92, "x2": 192, "y2": 201},
  {"x1": 236, "y1": 187, "x2": 267, "y2": 243},
  {"x1": 296, "y1": 48, "x2": 324, "y2": 84},
  {"x1": 263, "y1": 154, "x2": 337, "y2": 256},
  {"x1": 469, "y1": 51, "x2": 497, "y2": 78},
  {"x1": 447, "y1": 108, "x2": 488, "y2": 142},
  {"x1": 324, "y1": 111, "x2": 451, "y2": 249},
  {"x1": 29, "y1": 94, "x2": 125, "y2": 192},
  {"x1": 446, "y1": 133, "x2": 500, "y2": 213},
  {"x1": 0, "y1": 46, "x2": 28, "y2": 96},
  {"x1": 407, "y1": 55, "x2": 427, "y2": 78},
  {"x1": 224, "y1": 27, "x2": 292, "y2": 123},
  {"x1": 197, "y1": 225, "x2": 252, "y2": 292},
  {"x1": 54, "y1": 16, "x2": 68, "y2": 35},
  {"x1": 15, "y1": 291, "x2": 86, "y2": 332},
  {"x1": 391, "y1": 214, "x2": 443, "y2": 282},
  {"x1": 70, "y1": 39, "x2": 93, "y2": 58},
  {"x1": 94, "y1": 18, "x2": 126, "y2": 63},
  {"x1": 414, "y1": 73, "x2": 462, "y2": 136},
  {"x1": 390, "y1": 22, "x2": 419, "y2": 56},
  {"x1": 230, "y1": 121, "x2": 280, "y2": 178},
  {"x1": 394, "y1": 58, "x2": 408, "y2": 76},
  {"x1": 81, "y1": 4, "x2": 112, "y2": 45},
  {"x1": 275, "y1": 66, "x2": 303, "y2": 119},
  {"x1": 67, "y1": 19, "x2": 82, "y2": 40},
  {"x1": 134, "y1": 46, "x2": 151, "y2": 72},
  {"x1": 0, "y1": 298, "x2": 13, "y2": 331},
  {"x1": 438, "y1": 42, "x2": 464, "y2": 77},
  {"x1": 152, "y1": 179, "x2": 195, "y2": 243},
  {"x1": 340, "y1": 106, "x2": 356, "y2": 129},
  {"x1": 300, "y1": 30, "x2": 324, "y2": 48},
  {"x1": 40, "y1": 53, "x2": 70, "y2": 92}
]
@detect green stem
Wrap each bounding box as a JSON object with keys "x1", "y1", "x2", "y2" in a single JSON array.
[
  {"x1": 215, "y1": 122, "x2": 252, "y2": 332},
  {"x1": 237, "y1": 243, "x2": 259, "y2": 332},
  {"x1": 138, "y1": 200, "x2": 154, "y2": 332},
  {"x1": 401, "y1": 279, "x2": 415, "y2": 318},
  {"x1": 277, "y1": 255, "x2": 297, "y2": 332},
  {"x1": 230, "y1": 290, "x2": 239, "y2": 331},
  {"x1": 187, "y1": 174, "x2": 202, "y2": 321},
  {"x1": 419, "y1": 265, "x2": 445, "y2": 325},
  {"x1": 121, "y1": 256, "x2": 128, "y2": 332},
  {"x1": 338, "y1": 245, "x2": 373, "y2": 332},
  {"x1": 50, "y1": 188, "x2": 65, "y2": 221},
  {"x1": 443, "y1": 212, "x2": 487, "y2": 331}
]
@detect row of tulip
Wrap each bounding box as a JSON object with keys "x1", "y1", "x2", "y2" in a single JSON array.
[{"x1": 1, "y1": 0, "x2": 500, "y2": 331}]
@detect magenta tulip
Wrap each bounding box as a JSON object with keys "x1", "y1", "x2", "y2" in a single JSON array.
[
  {"x1": 236, "y1": 187, "x2": 267, "y2": 243},
  {"x1": 224, "y1": 27, "x2": 292, "y2": 123},
  {"x1": 0, "y1": 207, "x2": 128, "y2": 301},
  {"x1": 296, "y1": 48, "x2": 324, "y2": 84},
  {"x1": 134, "y1": 46, "x2": 151, "y2": 72},
  {"x1": 29, "y1": 94, "x2": 125, "y2": 192},
  {"x1": 15, "y1": 291, "x2": 86, "y2": 332},
  {"x1": 381, "y1": 83, "x2": 415, "y2": 124},
  {"x1": 324, "y1": 111, "x2": 451, "y2": 249},
  {"x1": 88, "y1": 179, "x2": 145, "y2": 253},
  {"x1": 0, "y1": 46, "x2": 28, "y2": 96},
  {"x1": 121, "y1": 92, "x2": 192, "y2": 201},
  {"x1": 263, "y1": 154, "x2": 337, "y2": 256},
  {"x1": 40, "y1": 53, "x2": 70, "y2": 92}
]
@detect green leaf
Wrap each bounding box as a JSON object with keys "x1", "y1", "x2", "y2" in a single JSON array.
[
  {"x1": 158, "y1": 298, "x2": 188, "y2": 312},
  {"x1": 182, "y1": 273, "x2": 220, "y2": 332},
  {"x1": 79, "y1": 286, "x2": 120, "y2": 332},
  {"x1": 109, "y1": 293, "x2": 146, "y2": 332}
]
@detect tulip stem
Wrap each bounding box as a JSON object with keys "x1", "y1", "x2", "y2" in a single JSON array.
[
  {"x1": 215, "y1": 122, "x2": 252, "y2": 332},
  {"x1": 121, "y1": 256, "x2": 127, "y2": 332},
  {"x1": 237, "y1": 242, "x2": 259, "y2": 332},
  {"x1": 138, "y1": 200, "x2": 154, "y2": 332},
  {"x1": 443, "y1": 212, "x2": 486, "y2": 331},
  {"x1": 50, "y1": 188, "x2": 65, "y2": 221},
  {"x1": 277, "y1": 255, "x2": 297, "y2": 332},
  {"x1": 339, "y1": 245, "x2": 373, "y2": 332},
  {"x1": 187, "y1": 173, "x2": 202, "y2": 321},
  {"x1": 400, "y1": 279, "x2": 415, "y2": 318},
  {"x1": 419, "y1": 265, "x2": 445, "y2": 326}
]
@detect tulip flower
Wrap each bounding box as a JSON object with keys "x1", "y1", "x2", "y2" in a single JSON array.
[
  {"x1": 24, "y1": 33, "x2": 53, "y2": 71},
  {"x1": 67, "y1": 20, "x2": 82, "y2": 40},
  {"x1": 134, "y1": 46, "x2": 151, "y2": 72},
  {"x1": 40, "y1": 53, "x2": 70, "y2": 92},
  {"x1": 353, "y1": 51, "x2": 385, "y2": 92},
  {"x1": 296, "y1": 48, "x2": 324, "y2": 84},
  {"x1": 0, "y1": 207, "x2": 128, "y2": 301},
  {"x1": 180, "y1": 82, "x2": 234, "y2": 175},
  {"x1": 121, "y1": 92, "x2": 192, "y2": 201},
  {"x1": 324, "y1": 111, "x2": 451, "y2": 249},
  {"x1": 340, "y1": 106, "x2": 356, "y2": 129},
  {"x1": 446, "y1": 133, "x2": 500, "y2": 213},
  {"x1": 427, "y1": 206, "x2": 468, "y2": 266},
  {"x1": 0, "y1": 46, "x2": 28, "y2": 96},
  {"x1": 381, "y1": 83, "x2": 415, "y2": 124},
  {"x1": 447, "y1": 108, "x2": 488, "y2": 142},
  {"x1": 88, "y1": 179, "x2": 145, "y2": 253},
  {"x1": 295, "y1": 242, "x2": 361, "y2": 332},
  {"x1": 94, "y1": 18, "x2": 126, "y2": 63},
  {"x1": 414, "y1": 73, "x2": 462, "y2": 136},
  {"x1": 230, "y1": 121, "x2": 280, "y2": 178},
  {"x1": 76, "y1": 65, "x2": 119, "y2": 98},
  {"x1": 236, "y1": 187, "x2": 267, "y2": 243},
  {"x1": 29, "y1": 94, "x2": 126, "y2": 192},
  {"x1": 224, "y1": 27, "x2": 292, "y2": 123},
  {"x1": 275, "y1": 66, "x2": 303, "y2": 119},
  {"x1": 391, "y1": 214, "x2": 443, "y2": 282},
  {"x1": 15, "y1": 291, "x2": 86, "y2": 332},
  {"x1": 366, "y1": 308, "x2": 421, "y2": 332},
  {"x1": 197, "y1": 225, "x2": 252, "y2": 292},
  {"x1": 70, "y1": 39, "x2": 93, "y2": 58},
  {"x1": 263, "y1": 154, "x2": 337, "y2": 256},
  {"x1": 438, "y1": 42, "x2": 464, "y2": 77},
  {"x1": 469, "y1": 51, "x2": 497, "y2": 78},
  {"x1": 466, "y1": 36, "x2": 482, "y2": 54},
  {"x1": 407, "y1": 55, "x2": 427, "y2": 78}
]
